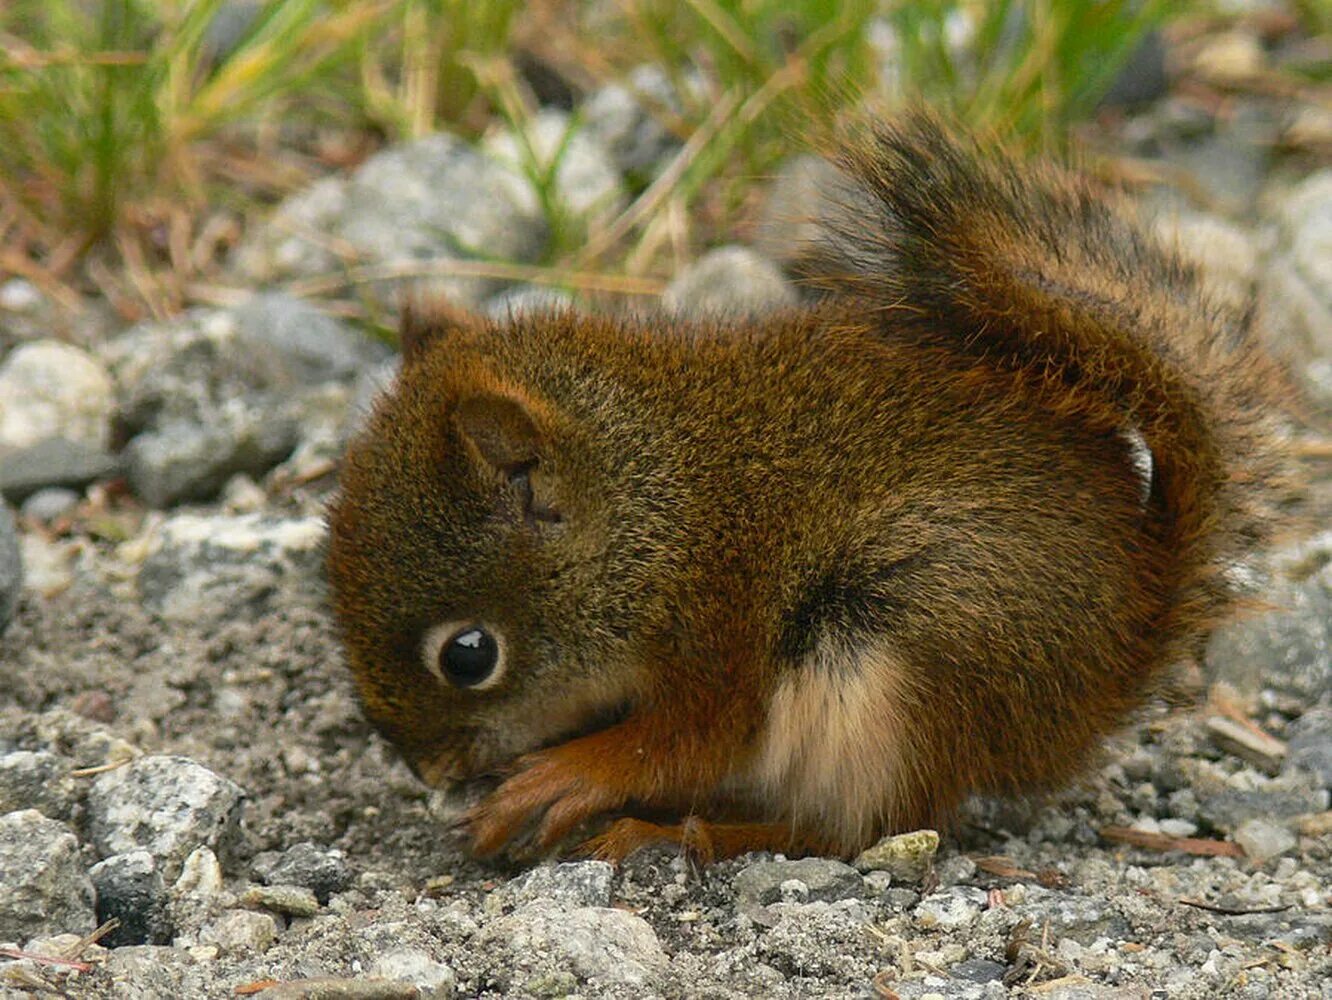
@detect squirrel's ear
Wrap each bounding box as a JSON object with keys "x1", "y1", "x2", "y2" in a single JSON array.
[
  {"x1": 400, "y1": 299, "x2": 478, "y2": 365},
  {"x1": 453, "y1": 392, "x2": 546, "y2": 475},
  {"x1": 454, "y1": 392, "x2": 564, "y2": 524}
]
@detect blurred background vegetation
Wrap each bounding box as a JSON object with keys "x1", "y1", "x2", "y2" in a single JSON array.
[{"x1": 0, "y1": 0, "x2": 1328, "y2": 320}]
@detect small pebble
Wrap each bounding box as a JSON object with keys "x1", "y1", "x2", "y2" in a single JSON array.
[
  {"x1": 198, "y1": 909, "x2": 278, "y2": 953},
  {"x1": 854, "y1": 828, "x2": 940, "y2": 882},
  {"x1": 19, "y1": 487, "x2": 81, "y2": 523},
  {"x1": 240, "y1": 884, "x2": 320, "y2": 918}
]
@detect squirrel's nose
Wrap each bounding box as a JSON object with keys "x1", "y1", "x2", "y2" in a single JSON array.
[{"x1": 415, "y1": 750, "x2": 466, "y2": 788}]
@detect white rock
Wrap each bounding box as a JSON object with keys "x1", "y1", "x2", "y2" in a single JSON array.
[
  {"x1": 0, "y1": 340, "x2": 114, "y2": 450},
  {"x1": 493, "y1": 861, "x2": 615, "y2": 911},
  {"x1": 485, "y1": 108, "x2": 627, "y2": 222},
  {"x1": 1234, "y1": 818, "x2": 1297, "y2": 863},
  {"x1": 370, "y1": 948, "x2": 457, "y2": 998},
  {"x1": 479, "y1": 901, "x2": 667, "y2": 989},
  {"x1": 88, "y1": 756, "x2": 245, "y2": 880},
  {"x1": 914, "y1": 888, "x2": 986, "y2": 931},
  {"x1": 662, "y1": 245, "x2": 798, "y2": 317},
  {"x1": 197, "y1": 909, "x2": 277, "y2": 953}
]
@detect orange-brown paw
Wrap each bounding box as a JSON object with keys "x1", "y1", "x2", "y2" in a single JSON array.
[
  {"x1": 464, "y1": 748, "x2": 625, "y2": 857},
  {"x1": 578, "y1": 816, "x2": 716, "y2": 865}
]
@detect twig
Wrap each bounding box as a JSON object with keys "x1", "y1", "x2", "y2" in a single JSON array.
[
  {"x1": 574, "y1": 88, "x2": 742, "y2": 266},
  {"x1": 234, "y1": 980, "x2": 281, "y2": 996},
  {"x1": 973, "y1": 854, "x2": 1037, "y2": 879},
  {"x1": 870, "y1": 968, "x2": 900, "y2": 1000},
  {"x1": 64, "y1": 918, "x2": 120, "y2": 960},
  {"x1": 70, "y1": 758, "x2": 133, "y2": 778},
  {"x1": 1100, "y1": 825, "x2": 1244, "y2": 858},
  {"x1": 1178, "y1": 897, "x2": 1293, "y2": 916},
  {"x1": 0, "y1": 949, "x2": 93, "y2": 973},
  {"x1": 284, "y1": 259, "x2": 667, "y2": 299}
]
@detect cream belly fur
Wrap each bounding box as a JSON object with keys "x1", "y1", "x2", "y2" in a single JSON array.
[{"x1": 748, "y1": 641, "x2": 916, "y2": 852}]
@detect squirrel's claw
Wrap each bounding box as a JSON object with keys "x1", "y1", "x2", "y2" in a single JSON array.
[
  {"x1": 464, "y1": 746, "x2": 624, "y2": 857},
  {"x1": 576, "y1": 816, "x2": 716, "y2": 866}
]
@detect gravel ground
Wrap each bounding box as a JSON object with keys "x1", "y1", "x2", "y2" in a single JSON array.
[{"x1": 3, "y1": 25, "x2": 1332, "y2": 999}]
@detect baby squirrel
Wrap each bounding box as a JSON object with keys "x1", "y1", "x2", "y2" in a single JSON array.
[{"x1": 326, "y1": 110, "x2": 1297, "y2": 863}]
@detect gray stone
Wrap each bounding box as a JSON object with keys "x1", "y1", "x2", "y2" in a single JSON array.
[
  {"x1": 96, "y1": 945, "x2": 207, "y2": 1000},
  {"x1": 0, "y1": 437, "x2": 119, "y2": 503},
  {"x1": 1188, "y1": 760, "x2": 1328, "y2": 834},
  {"x1": 1153, "y1": 210, "x2": 1259, "y2": 310},
  {"x1": 124, "y1": 405, "x2": 300, "y2": 507},
  {"x1": 87, "y1": 755, "x2": 245, "y2": 881},
  {"x1": 0, "y1": 501, "x2": 19, "y2": 633},
  {"x1": 202, "y1": 0, "x2": 261, "y2": 62},
  {"x1": 582, "y1": 64, "x2": 683, "y2": 177},
  {"x1": 1307, "y1": 358, "x2": 1332, "y2": 411},
  {"x1": 1258, "y1": 170, "x2": 1332, "y2": 364},
  {"x1": 1206, "y1": 560, "x2": 1332, "y2": 701},
  {"x1": 733, "y1": 857, "x2": 862, "y2": 910},
  {"x1": 753, "y1": 154, "x2": 847, "y2": 273},
  {"x1": 369, "y1": 948, "x2": 457, "y2": 999},
  {"x1": 101, "y1": 309, "x2": 320, "y2": 506},
  {"x1": 251, "y1": 841, "x2": 352, "y2": 904},
  {"x1": 662, "y1": 245, "x2": 798, "y2": 316},
  {"x1": 755, "y1": 899, "x2": 878, "y2": 980},
  {"x1": 1156, "y1": 113, "x2": 1273, "y2": 217},
  {"x1": 232, "y1": 176, "x2": 348, "y2": 282},
  {"x1": 1234, "y1": 817, "x2": 1297, "y2": 863},
  {"x1": 231, "y1": 292, "x2": 389, "y2": 386},
  {"x1": 0, "y1": 749, "x2": 79, "y2": 819},
  {"x1": 0, "y1": 340, "x2": 114, "y2": 450},
  {"x1": 167, "y1": 845, "x2": 226, "y2": 939},
  {"x1": 20, "y1": 487, "x2": 81, "y2": 522},
  {"x1": 136, "y1": 512, "x2": 325, "y2": 621},
  {"x1": 90, "y1": 850, "x2": 173, "y2": 946},
  {"x1": 1099, "y1": 31, "x2": 1168, "y2": 107},
  {"x1": 0, "y1": 809, "x2": 96, "y2": 942},
  {"x1": 102, "y1": 310, "x2": 268, "y2": 430},
  {"x1": 255, "y1": 980, "x2": 419, "y2": 1000},
  {"x1": 1286, "y1": 707, "x2": 1332, "y2": 787},
  {"x1": 496, "y1": 860, "x2": 614, "y2": 910},
  {"x1": 250, "y1": 133, "x2": 547, "y2": 308},
  {"x1": 0, "y1": 277, "x2": 44, "y2": 312},
  {"x1": 478, "y1": 901, "x2": 668, "y2": 990},
  {"x1": 1192, "y1": 30, "x2": 1266, "y2": 86},
  {"x1": 344, "y1": 133, "x2": 546, "y2": 259},
  {"x1": 1016, "y1": 885, "x2": 1133, "y2": 945},
  {"x1": 952, "y1": 957, "x2": 1008, "y2": 984},
  {"x1": 484, "y1": 108, "x2": 627, "y2": 222}
]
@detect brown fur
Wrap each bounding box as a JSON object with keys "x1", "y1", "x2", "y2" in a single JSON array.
[{"x1": 325, "y1": 111, "x2": 1299, "y2": 863}]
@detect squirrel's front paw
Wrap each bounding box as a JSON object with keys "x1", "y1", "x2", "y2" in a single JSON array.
[{"x1": 464, "y1": 747, "x2": 625, "y2": 857}]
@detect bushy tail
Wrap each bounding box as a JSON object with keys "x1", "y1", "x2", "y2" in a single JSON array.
[{"x1": 808, "y1": 109, "x2": 1299, "y2": 655}]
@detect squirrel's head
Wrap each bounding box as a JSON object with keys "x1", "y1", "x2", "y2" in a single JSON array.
[{"x1": 326, "y1": 305, "x2": 654, "y2": 790}]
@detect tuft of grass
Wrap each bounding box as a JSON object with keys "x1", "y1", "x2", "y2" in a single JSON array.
[
  {"x1": 567, "y1": 0, "x2": 1172, "y2": 270},
  {"x1": 0, "y1": 0, "x2": 385, "y2": 263},
  {"x1": 355, "y1": 0, "x2": 525, "y2": 139},
  {"x1": 885, "y1": 0, "x2": 1174, "y2": 150},
  {"x1": 0, "y1": 0, "x2": 1198, "y2": 314},
  {"x1": 616, "y1": 0, "x2": 879, "y2": 194}
]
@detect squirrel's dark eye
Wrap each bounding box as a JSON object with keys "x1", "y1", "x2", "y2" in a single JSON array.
[{"x1": 440, "y1": 626, "x2": 499, "y2": 687}]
